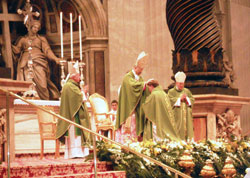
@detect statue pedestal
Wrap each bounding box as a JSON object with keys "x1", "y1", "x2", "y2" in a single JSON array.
[{"x1": 192, "y1": 94, "x2": 250, "y2": 141}]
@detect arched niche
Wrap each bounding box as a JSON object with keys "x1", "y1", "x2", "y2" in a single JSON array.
[{"x1": 1, "y1": 0, "x2": 108, "y2": 97}]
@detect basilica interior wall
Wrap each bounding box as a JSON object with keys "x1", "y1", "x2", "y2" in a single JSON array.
[
  {"x1": 108, "y1": 0, "x2": 174, "y2": 101},
  {"x1": 144, "y1": 1, "x2": 174, "y2": 89},
  {"x1": 108, "y1": 0, "x2": 146, "y2": 100},
  {"x1": 230, "y1": 0, "x2": 250, "y2": 135}
]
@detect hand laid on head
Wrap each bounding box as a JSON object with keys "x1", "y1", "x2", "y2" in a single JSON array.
[
  {"x1": 144, "y1": 79, "x2": 154, "y2": 90},
  {"x1": 146, "y1": 78, "x2": 155, "y2": 84}
]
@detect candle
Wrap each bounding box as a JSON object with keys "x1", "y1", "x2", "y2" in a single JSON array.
[
  {"x1": 70, "y1": 13, "x2": 73, "y2": 60},
  {"x1": 60, "y1": 12, "x2": 63, "y2": 58},
  {"x1": 79, "y1": 15, "x2": 82, "y2": 61}
]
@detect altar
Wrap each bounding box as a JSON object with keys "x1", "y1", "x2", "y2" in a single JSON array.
[
  {"x1": 13, "y1": 99, "x2": 61, "y2": 154},
  {"x1": 0, "y1": 79, "x2": 63, "y2": 161}
]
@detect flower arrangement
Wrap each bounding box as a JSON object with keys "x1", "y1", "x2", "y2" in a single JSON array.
[{"x1": 94, "y1": 137, "x2": 250, "y2": 178}]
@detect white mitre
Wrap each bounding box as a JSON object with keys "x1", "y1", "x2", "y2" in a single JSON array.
[
  {"x1": 68, "y1": 60, "x2": 80, "y2": 75},
  {"x1": 135, "y1": 51, "x2": 148, "y2": 69},
  {"x1": 175, "y1": 71, "x2": 186, "y2": 83},
  {"x1": 73, "y1": 60, "x2": 80, "y2": 74},
  {"x1": 61, "y1": 61, "x2": 80, "y2": 85}
]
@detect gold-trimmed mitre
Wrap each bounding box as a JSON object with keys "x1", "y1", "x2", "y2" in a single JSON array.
[
  {"x1": 68, "y1": 60, "x2": 80, "y2": 75},
  {"x1": 135, "y1": 51, "x2": 148, "y2": 69},
  {"x1": 175, "y1": 71, "x2": 186, "y2": 83}
]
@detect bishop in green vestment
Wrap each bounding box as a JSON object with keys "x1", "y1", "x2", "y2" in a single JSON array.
[
  {"x1": 115, "y1": 51, "x2": 150, "y2": 142},
  {"x1": 56, "y1": 73, "x2": 91, "y2": 146},
  {"x1": 143, "y1": 80, "x2": 180, "y2": 141},
  {"x1": 168, "y1": 72, "x2": 194, "y2": 140}
]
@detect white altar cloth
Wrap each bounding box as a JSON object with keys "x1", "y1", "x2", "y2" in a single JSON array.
[{"x1": 14, "y1": 99, "x2": 60, "y2": 106}]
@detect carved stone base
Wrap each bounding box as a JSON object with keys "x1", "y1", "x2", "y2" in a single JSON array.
[{"x1": 192, "y1": 94, "x2": 250, "y2": 141}]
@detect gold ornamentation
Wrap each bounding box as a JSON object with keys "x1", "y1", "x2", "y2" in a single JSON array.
[
  {"x1": 221, "y1": 157, "x2": 236, "y2": 178},
  {"x1": 22, "y1": 47, "x2": 39, "y2": 99},
  {"x1": 59, "y1": 60, "x2": 67, "y2": 87},
  {"x1": 200, "y1": 159, "x2": 216, "y2": 178},
  {"x1": 178, "y1": 150, "x2": 195, "y2": 176},
  {"x1": 79, "y1": 62, "x2": 86, "y2": 90}
]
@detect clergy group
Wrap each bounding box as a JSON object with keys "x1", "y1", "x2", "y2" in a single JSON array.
[{"x1": 115, "y1": 51, "x2": 194, "y2": 143}]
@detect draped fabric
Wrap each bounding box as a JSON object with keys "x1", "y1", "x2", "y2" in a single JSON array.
[
  {"x1": 115, "y1": 70, "x2": 150, "y2": 136},
  {"x1": 12, "y1": 34, "x2": 60, "y2": 100},
  {"x1": 64, "y1": 125, "x2": 89, "y2": 159},
  {"x1": 143, "y1": 86, "x2": 180, "y2": 141},
  {"x1": 56, "y1": 79, "x2": 91, "y2": 145},
  {"x1": 168, "y1": 87, "x2": 194, "y2": 140}
]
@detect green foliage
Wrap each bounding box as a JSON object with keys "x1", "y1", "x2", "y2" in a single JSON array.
[{"x1": 91, "y1": 138, "x2": 250, "y2": 178}]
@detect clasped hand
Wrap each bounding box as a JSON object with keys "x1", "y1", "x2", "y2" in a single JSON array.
[{"x1": 180, "y1": 93, "x2": 187, "y2": 102}]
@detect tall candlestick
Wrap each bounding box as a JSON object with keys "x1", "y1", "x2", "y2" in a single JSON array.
[
  {"x1": 70, "y1": 13, "x2": 73, "y2": 60},
  {"x1": 60, "y1": 12, "x2": 64, "y2": 58},
  {"x1": 79, "y1": 15, "x2": 82, "y2": 61}
]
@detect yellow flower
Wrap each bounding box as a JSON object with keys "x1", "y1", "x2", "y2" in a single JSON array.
[
  {"x1": 226, "y1": 145, "x2": 232, "y2": 152},
  {"x1": 185, "y1": 144, "x2": 193, "y2": 150},
  {"x1": 238, "y1": 147, "x2": 243, "y2": 152},
  {"x1": 144, "y1": 149, "x2": 151, "y2": 156},
  {"x1": 241, "y1": 142, "x2": 250, "y2": 149},
  {"x1": 153, "y1": 148, "x2": 162, "y2": 156},
  {"x1": 144, "y1": 140, "x2": 154, "y2": 147},
  {"x1": 161, "y1": 144, "x2": 166, "y2": 150}
]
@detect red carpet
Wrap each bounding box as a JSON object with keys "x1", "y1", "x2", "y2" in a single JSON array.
[{"x1": 0, "y1": 153, "x2": 126, "y2": 178}]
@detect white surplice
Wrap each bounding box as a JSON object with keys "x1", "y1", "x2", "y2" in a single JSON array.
[{"x1": 64, "y1": 124, "x2": 89, "y2": 159}]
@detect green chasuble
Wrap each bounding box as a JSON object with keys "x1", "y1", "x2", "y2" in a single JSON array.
[
  {"x1": 56, "y1": 79, "x2": 91, "y2": 145},
  {"x1": 115, "y1": 70, "x2": 150, "y2": 136},
  {"x1": 168, "y1": 86, "x2": 194, "y2": 140},
  {"x1": 143, "y1": 86, "x2": 180, "y2": 141}
]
